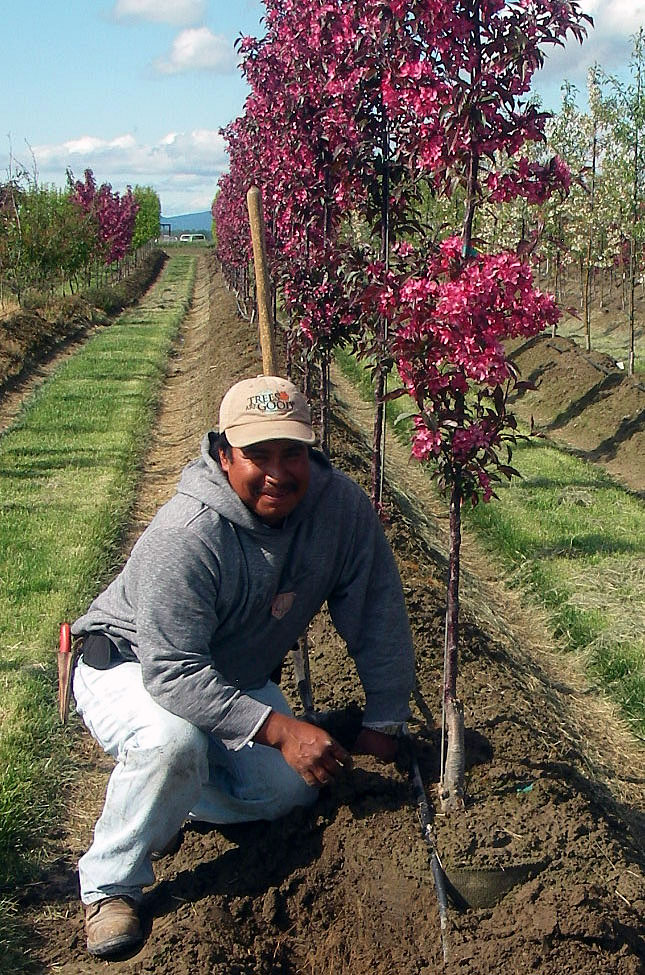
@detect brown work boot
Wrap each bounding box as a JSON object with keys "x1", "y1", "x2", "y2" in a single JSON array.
[{"x1": 85, "y1": 896, "x2": 142, "y2": 957}]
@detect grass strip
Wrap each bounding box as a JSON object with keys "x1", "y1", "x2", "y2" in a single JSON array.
[
  {"x1": 0, "y1": 255, "x2": 196, "y2": 970},
  {"x1": 335, "y1": 347, "x2": 645, "y2": 738}
]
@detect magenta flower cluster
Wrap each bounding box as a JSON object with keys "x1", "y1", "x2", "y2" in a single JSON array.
[
  {"x1": 71, "y1": 169, "x2": 139, "y2": 265},
  {"x1": 214, "y1": 0, "x2": 590, "y2": 503}
]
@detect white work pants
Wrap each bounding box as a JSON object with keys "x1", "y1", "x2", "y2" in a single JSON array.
[{"x1": 73, "y1": 658, "x2": 317, "y2": 905}]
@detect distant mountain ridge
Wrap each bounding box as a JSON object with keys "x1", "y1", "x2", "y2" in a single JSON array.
[{"x1": 161, "y1": 210, "x2": 212, "y2": 235}]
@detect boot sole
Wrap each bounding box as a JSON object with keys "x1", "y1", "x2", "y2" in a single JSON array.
[{"x1": 87, "y1": 932, "x2": 143, "y2": 957}]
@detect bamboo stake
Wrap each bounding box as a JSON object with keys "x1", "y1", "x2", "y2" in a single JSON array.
[{"x1": 246, "y1": 186, "x2": 278, "y2": 376}]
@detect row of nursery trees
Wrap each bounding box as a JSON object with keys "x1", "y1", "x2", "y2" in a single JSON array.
[
  {"x1": 213, "y1": 0, "x2": 592, "y2": 812},
  {"x1": 0, "y1": 166, "x2": 161, "y2": 304},
  {"x1": 501, "y1": 32, "x2": 645, "y2": 374}
]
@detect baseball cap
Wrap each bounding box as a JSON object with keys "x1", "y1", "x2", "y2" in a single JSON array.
[{"x1": 219, "y1": 376, "x2": 316, "y2": 448}]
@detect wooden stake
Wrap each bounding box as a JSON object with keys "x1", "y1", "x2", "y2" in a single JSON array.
[
  {"x1": 246, "y1": 186, "x2": 278, "y2": 376},
  {"x1": 247, "y1": 188, "x2": 313, "y2": 714}
]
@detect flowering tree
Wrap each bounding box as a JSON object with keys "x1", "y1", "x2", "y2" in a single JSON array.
[
  {"x1": 383, "y1": 0, "x2": 588, "y2": 809},
  {"x1": 215, "y1": 0, "x2": 591, "y2": 809},
  {"x1": 68, "y1": 169, "x2": 139, "y2": 282}
]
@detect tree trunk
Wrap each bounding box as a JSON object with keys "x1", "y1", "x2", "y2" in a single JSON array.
[
  {"x1": 583, "y1": 245, "x2": 592, "y2": 353},
  {"x1": 553, "y1": 250, "x2": 561, "y2": 337},
  {"x1": 584, "y1": 122, "x2": 597, "y2": 353},
  {"x1": 319, "y1": 352, "x2": 330, "y2": 457},
  {"x1": 440, "y1": 471, "x2": 465, "y2": 812},
  {"x1": 371, "y1": 113, "x2": 390, "y2": 511},
  {"x1": 371, "y1": 366, "x2": 387, "y2": 510},
  {"x1": 285, "y1": 329, "x2": 293, "y2": 381},
  {"x1": 629, "y1": 238, "x2": 636, "y2": 376}
]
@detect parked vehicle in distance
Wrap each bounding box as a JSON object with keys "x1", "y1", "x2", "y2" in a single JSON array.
[{"x1": 179, "y1": 233, "x2": 207, "y2": 242}]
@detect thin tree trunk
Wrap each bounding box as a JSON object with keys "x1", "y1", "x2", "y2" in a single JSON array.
[
  {"x1": 584, "y1": 123, "x2": 597, "y2": 353},
  {"x1": 371, "y1": 367, "x2": 387, "y2": 508},
  {"x1": 440, "y1": 470, "x2": 465, "y2": 812},
  {"x1": 553, "y1": 249, "x2": 561, "y2": 336},
  {"x1": 302, "y1": 354, "x2": 311, "y2": 402},
  {"x1": 371, "y1": 114, "x2": 390, "y2": 511},
  {"x1": 629, "y1": 52, "x2": 641, "y2": 376},
  {"x1": 319, "y1": 352, "x2": 330, "y2": 456},
  {"x1": 629, "y1": 239, "x2": 636, "y2": 375},
  {"x1": 584, "y1": 245, "x2": 593, "y2": 352},
  {"x1": 439, "y1": 0, "x2": 481, "y2": 813},
  {"x1": 285, "y1": 328, "x2": 293, "y2": 381}
]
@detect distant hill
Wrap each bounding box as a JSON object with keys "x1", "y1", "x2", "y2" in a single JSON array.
[{"x1": 161, "y1": 210, "x2": 212, "y2": 236}]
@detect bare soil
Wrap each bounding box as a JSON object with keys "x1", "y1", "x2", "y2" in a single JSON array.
[
  {"x1": 9, "y1": 254, "x2": 645, "y2": 973},
  {"x1": 507, "y1": 334, "x2": 644, "y2": 497}
]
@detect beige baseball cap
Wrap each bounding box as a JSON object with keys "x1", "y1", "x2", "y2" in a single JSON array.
[{"x1": 219, "y1": 376, "x2": 316, "y2": 448}]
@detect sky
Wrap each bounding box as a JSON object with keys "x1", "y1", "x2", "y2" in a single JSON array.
[{"x1": 0, "y1": 0, "x2": 642, "y2": 217}]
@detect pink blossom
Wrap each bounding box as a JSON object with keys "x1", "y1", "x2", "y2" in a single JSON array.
[{"x1": 411, "y1": 419, "x2": 442, "y2": 460}]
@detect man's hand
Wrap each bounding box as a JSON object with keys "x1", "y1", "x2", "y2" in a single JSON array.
[
  {"x1": 254, "y1": 711, "x2": 352, "y2": 786},
  {"x1": 352, "y1": 727, "x2": 399, "y2": 763}
]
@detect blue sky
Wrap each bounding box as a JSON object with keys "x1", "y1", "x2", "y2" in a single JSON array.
[{"x1": 0, "y1": 1, "x2": 640, "y2": 216}]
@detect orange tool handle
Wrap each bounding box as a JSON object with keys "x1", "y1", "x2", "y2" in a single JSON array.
[{"x1": 60, "y1": 622, "x2": 71, "y2": 654}]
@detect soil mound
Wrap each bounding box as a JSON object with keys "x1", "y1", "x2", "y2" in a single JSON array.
[{"x1": 509, "y1": 335, "x2": 644, "y2": 494}]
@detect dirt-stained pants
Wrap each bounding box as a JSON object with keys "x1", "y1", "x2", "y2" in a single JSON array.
[{"x1": 73, "y1": 658, "x2": 318, "y2": 905}]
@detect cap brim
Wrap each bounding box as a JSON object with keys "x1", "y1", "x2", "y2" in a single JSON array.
[{"x1": 226, "y1": 420, "x2": 316, "y2": 448}]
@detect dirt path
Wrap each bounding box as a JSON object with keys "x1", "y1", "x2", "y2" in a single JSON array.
[{"x1": 21, "y1": 266, "x2": 645, "y2": 974}]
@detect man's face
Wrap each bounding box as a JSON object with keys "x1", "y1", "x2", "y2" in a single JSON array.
[{"x1": 219, "y1": 439, "x2": 310, "y2": 525}]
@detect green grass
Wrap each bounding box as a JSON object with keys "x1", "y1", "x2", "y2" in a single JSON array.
[
  {"x1": 0, "y1": 254, "x2": 196, "y2": 970},
  {"x1": 335, "y1": 348, "x2": 645, "y2": 738}
]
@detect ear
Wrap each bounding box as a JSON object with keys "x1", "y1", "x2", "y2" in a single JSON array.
[{"x1": 219, "y1": 449, "x2": 231, "y2": 473}]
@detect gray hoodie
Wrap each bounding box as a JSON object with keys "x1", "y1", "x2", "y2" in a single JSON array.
[{"x1": 73, "y1": 433, "x2": 415, "y2": 750}]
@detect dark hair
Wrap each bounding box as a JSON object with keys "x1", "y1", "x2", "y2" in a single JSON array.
[{"x1": 212, "y1": 431, "x2": 232, "y2": 463}]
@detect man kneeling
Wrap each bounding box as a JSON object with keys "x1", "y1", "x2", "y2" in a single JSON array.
[{"x1": 72, "y1": 376, "x2": 414, "y2": 958}]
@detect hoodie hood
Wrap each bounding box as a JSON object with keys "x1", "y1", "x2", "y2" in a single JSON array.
[{"x1": 175, "y1": 431, "x2": 334, "y2": 533}]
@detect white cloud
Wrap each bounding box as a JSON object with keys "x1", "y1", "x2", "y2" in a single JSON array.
[
  {"x1": 64, "y1": 134, "x2": 137, "y2": 155},
  {"x1": 531, "y1": 0, "x2": 641, "y2": 108},
  {"x1": 580, "y1": 0, "x2": 645, "y2": 34},
  {"x1": 112, "y1": 0, "x2": 206, "y2": 26},
  {"x1": 27, "y1": 130, "x2": 228, "y2": 214},
  {"x1": 155, "y1": 27, "x2": 235, "y2": 75}
]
